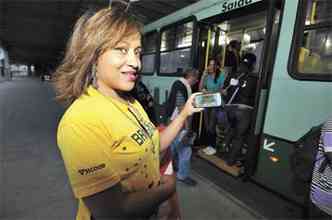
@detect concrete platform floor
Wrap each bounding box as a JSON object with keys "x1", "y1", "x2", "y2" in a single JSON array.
[{"x1": 0, "y1": 77, "x2": 299, "y2": 219}]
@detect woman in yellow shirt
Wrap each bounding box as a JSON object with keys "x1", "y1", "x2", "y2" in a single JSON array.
[{"x1": 53, "y1": 5, "x2": 202, "y2": 220}]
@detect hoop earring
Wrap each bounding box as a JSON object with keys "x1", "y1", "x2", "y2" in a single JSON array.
[{"x1": 91, "y1": 64, "x2": 98, "y2": 89}]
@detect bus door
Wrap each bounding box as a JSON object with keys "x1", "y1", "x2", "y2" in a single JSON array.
[
  {"x1": 244, "y1": 0, "x2": 283, "y2": 178},
  {"x1": 195, "y1": 0, "x2": 283, "y2": 177}
]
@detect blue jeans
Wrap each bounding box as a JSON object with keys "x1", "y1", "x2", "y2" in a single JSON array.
[{"x1": 171, "y1": 132, "x2": 192, "y2": 180}]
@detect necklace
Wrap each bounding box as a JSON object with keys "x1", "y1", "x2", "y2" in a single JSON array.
[
  {"x1": 127, "y1": 105, "x2": 154, "y2": 138},
  {"x1": 106, "y1": 96, "x2": 157, "y2": 154}
]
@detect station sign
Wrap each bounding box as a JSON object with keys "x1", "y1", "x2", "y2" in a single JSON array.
[
  {"x1": 195, "y1": 0, "x2": 263, "y2": 21},
  {"x1": 221, "y1": 0, "x2": 263, "y2": 13}
]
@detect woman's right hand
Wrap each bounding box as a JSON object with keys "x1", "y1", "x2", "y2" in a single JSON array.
[{"x1": 179, "y1": 93, "x2": 204, "y2": 119}]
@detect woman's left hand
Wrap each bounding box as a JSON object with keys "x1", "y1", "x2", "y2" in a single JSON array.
[{"x1": 180, "y1": 93, "x2": 204, "y2": 119}]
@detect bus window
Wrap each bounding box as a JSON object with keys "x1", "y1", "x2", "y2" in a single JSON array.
[
  {"x1": 159, "y1": 21, "x2": 193, "y2": 75},
  {"x1": 141, "y1": 31, "x2": 158, "y2": 75},
  {"x1": 294, "y1": 0, "x2": 332, "y2": 77}
]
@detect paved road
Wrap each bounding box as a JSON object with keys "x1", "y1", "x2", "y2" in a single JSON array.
[{"x1": 0, "y1": 78, "x2": 76, "y2": 219}]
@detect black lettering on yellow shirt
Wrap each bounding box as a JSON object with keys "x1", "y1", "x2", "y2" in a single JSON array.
[{"x1": 78, "y1": 163, "x2": 106, "y2": 175}]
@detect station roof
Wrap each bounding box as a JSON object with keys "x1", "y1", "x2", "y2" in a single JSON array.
[{"x1": 0, "y1": 0, "x2": 199, "y2": 65}]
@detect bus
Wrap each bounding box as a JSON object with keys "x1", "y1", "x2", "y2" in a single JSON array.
[{"x1": 140, "y1": 0, "x2": 332, "y2": 204}]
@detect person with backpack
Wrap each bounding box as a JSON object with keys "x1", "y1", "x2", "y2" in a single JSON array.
[
  {"x1": 166, "y1": 68, "x2": 199, "y2": 186},
  {"x1": 309, "y1": 117, "x2": 332, "y2": 219},
  {"x1": 221, "y1": 53, "x2": 257, "y2": 166}
]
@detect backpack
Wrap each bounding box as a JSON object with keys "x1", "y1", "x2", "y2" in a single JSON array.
[
  {"x1": 289, "y1": 123, "x2": 330, "y2": 196},
  {"x1": 165, "y1": 80, "x2": 187, "y2": 120}
]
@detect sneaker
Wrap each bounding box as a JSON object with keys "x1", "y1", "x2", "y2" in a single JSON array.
[
  {"x1": 204, "y1": 146, "x2": 216, "y2": 155},
  {"x1": 203, "y1": 146, "x2": 210, "y2": 154},
  {"x1": 202, "y1": 146, "x2": 213, "y2": 154},
  {"x1": 177, "y1": 177, "x2": 197, "y2": 186}
]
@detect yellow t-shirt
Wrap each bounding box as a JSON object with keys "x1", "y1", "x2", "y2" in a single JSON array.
[{"x1": 57, "y1": 86, "x2": 160, "y2": 220}]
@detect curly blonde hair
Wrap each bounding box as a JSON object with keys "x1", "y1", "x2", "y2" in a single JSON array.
[{"x1": 53, "y1": 6, "x2": 142, "y2": 105}]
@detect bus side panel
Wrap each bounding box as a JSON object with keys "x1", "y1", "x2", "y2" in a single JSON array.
[
  {"x1": 255, "y1": 135, "x2": 306, "y2": 204},
  {"x1": 264, "y1": 82, "x2": 332, "y2": 141},
  {"x1": 253, "y1": 0, "x2": 332, "y2": 204}
]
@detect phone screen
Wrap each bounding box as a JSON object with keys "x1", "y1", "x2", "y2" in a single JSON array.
[{"x1": 194, "y1": 93, "x2": 222, "y2": 108}]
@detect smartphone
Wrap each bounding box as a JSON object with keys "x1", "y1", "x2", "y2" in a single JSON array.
[{"x1": 194, "y1": 92, "x2": 222, "y2": 108}]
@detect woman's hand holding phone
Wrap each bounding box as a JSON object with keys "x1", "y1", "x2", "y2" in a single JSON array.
[
  {"x1": 193, "y1": 92, "x2": 222, "y2": 108},
  {"x1": 179, "y1": 93, "x2": 204, "y2": 118}
]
